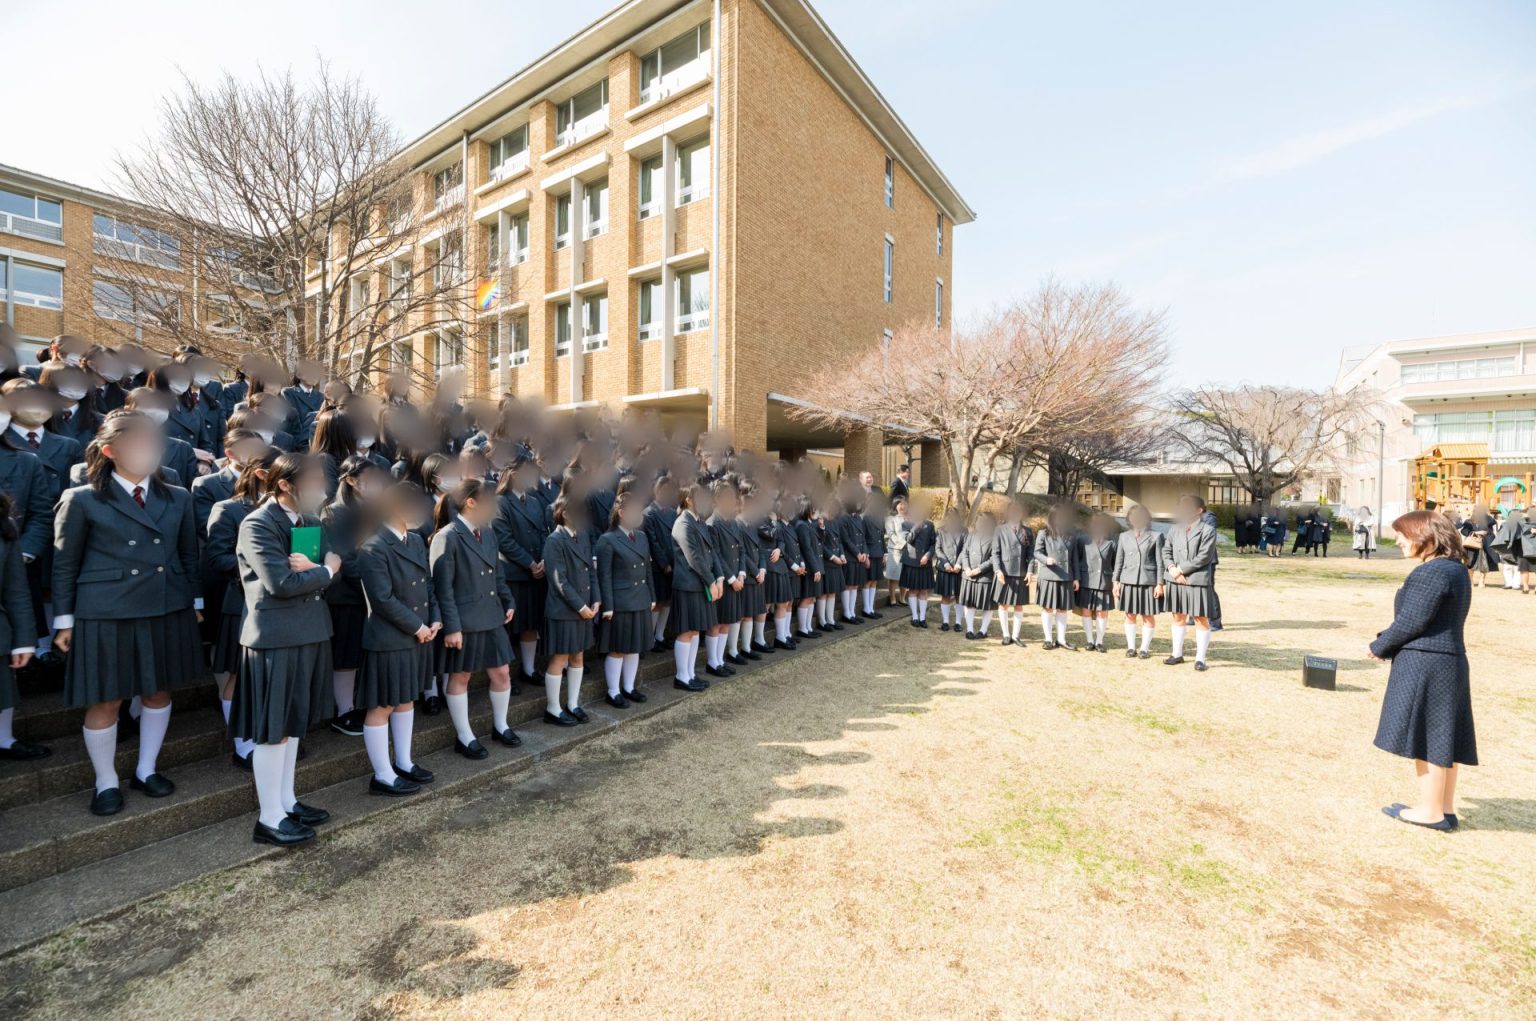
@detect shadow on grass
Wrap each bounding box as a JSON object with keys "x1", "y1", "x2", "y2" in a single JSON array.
[
  {"x1": 1212, "y1": 643, "x2": 1377, "y2": 674},
  {"x1": 1221, "y1": 619, "x2": 1348, "y2": 632}
]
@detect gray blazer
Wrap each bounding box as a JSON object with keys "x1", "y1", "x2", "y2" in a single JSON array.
[
  {"x1": 236, "y1": 499, "x2": 335, "y2": 648},
  {"x1": 670, "y1": 510, "x2": 718, "y2": 593},
  {"x1": 1032, "y1": 529, "x2": 1078, "y2": 584},
  {"x1": 1113, "y1": 529, "x2": 1164, "y2": 587},
  {"x1": 959, "y1": 533, "x2": 995, "y2": 578},
  {"x1": 900, "y1": 520, "x2": 935, "y2": 568},
  {"x1": 52, "y1": 480, "x2": 199, "y2": 621},
  {"x1": 934, "y1": 529, "x2": 966, "y2": 575},
  {"x1": 595, "y1": 527, "x2": 655, "y2": 613},
  {"x1": 1077, "y1": 537, "x2": 1116, "y2": 591},
  {"x1": 706, "y1": 513, "x2": 745, "y2": 582},
  {"x1": 1163, "y1": 522, "x2": 1217, "y2": 586},
  {"x1": 991, "y1": 523, "x2": 1034, "y2": 577},
  {"x1": 543, "y1": 526, "x2": 599, "y2": 620},
  {"x1": 359, "y1": 527, "x2": 440, "y2": 651},
  {"x1": 643, "y1": 502, "x2": 678, "y2": 576},
  {"x1": 430, "y1": 518, "x2": 514, "y2": 634}
]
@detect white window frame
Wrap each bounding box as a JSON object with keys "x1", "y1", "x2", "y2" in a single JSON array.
[
  {"x1": 936, "y1": 211, "x2": 944, "y2": 256},
  {"x1": 432, "y1": 328, "x2": 464, "y2": 378},
  {"x1": 508, "y1": 214, "x2": 530, "y2": 265},
  {"x1": 431, "y1": 162, "x2": 465, "y2": 213},
  {"x1": 92, "y1": 212, "x2": 181, "y2": 270},
  {"x1": 488, "y1": 125, "x2": 530, "y2": 182},
  {"x1": 483, "y1": 221, "x2": 501, "y2": 272},
  {"x1": 676, "y1": 138, "x2": 710, "y2": 206},
  {"x1": 555, "y1": 302, "x2": 572, "y2": 357},
  {"x1": 676, "y1": 268, "x2": 709, "y2": 334},
  {"x1": 584, "y1": 179, "x2": 609, "y2": 239},
  {"x1": 508, "y1": 315, "x2": 530, "y2": 367},
  {"x1": 638, "y1": 279, "x2": 662, "y2": 341},
  {"x1": 884, "y1": 156, "x2": 895, "y2": 208},
  {"x1": 486, "y1": 320, "x2": 502, "y2": 372},
  {"x1": 638, "y1": 21, "x2": 712, "y2": 105},
  {"x1": 3, "y1": 262, "x2": 64, "y2": 310},
  {"x1": 0, "y1": 188, "x2": 64, "y2": 243},
  {"x1": 883, "y1": 239, "x2": 893, "y2": 304},
  {"x1": 555, "y1": 80, "x2": 610, "y2": 148},
  {"x1": 638, "y1": 157, "x2": 663, "y2": 220},
  {"x1": 555, "y1": 195, "x2": 572, "y2": 250},
  {"x1": 935, "y1": 278, "x2": 943, "y2": 327},
  {"x1": 581, "y1": 293, "x2": 609, "y2": 352}
]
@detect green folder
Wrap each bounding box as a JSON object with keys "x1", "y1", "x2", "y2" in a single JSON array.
[{"x1": 290, "y1": 525, "x2": 323, "y2": 563}]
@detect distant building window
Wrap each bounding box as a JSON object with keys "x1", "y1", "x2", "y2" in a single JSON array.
[
  {"x1": 3, "y1": 262, "x2": 64, "y2": 309},
  {"x1": 508, "y1": 315, "x2": 529, "y2": 367},
  {"x1": 555, "y1": 80, "x2": 609, "y2": 147},
  {"x1": 584, "y1": 179, "x2": 609, "y2": 239},
  {"x1": 582, "y1": 293, "x2": 609, "y2": 352},
  {"x1": 676, "y1": 268, "x2": 709, "y2": 333},
  {"x1": 0, "y1": 188, "x2": 63, "y2": 242},
  {"x1": 555, "y1": 302, "x2": 572, "y2": 357},
  {"x1": 1400, "y1": 355, "x2": 1517, "y2": 384},
  {"x1": 639, "y1": 21, "x2": 711, "y2": 104},
  {"x1": 935, "y1": 279, "x2": 943, "y2": 327},
  {"x1": 883, "y1": 239, "x2": 893, "y2": 303},
  {"x1": 677, "y1": 138, "x2": 710, "y2": 206},
  {"x1": 488, "y1": 125, "x2": 530, "y2": 182},
  {"x1": 936, "y1": 211, "x2": 944, "y2": 256},
  {"x1": 1414, "y1": 410, "x2": 1536, "y2": 453},
  {"x1": 884, "y1": 156, "x2": 894, "y2": 208},
  {"x1": 507, "y1": 214, "x2": 529, "y2": 265},
  {"x1": 92, "y1": 278, "x2": 177, "y2": 325},
  {"x1": 638, "y1": 157, "x2": 663, "y2": 220},
  {"x1": 93, "y1": 213, "x2": 180, "y2": 269},
  {"x1": 431, "y1": 162, "x2": 464, "y2": 211},
  {"x1": 555, "y1": 195, "x2": 571, "y2": 250},
  {"x1": 638, "y1": 279, "x2": 662, "y2": 340},
  {"x1": 483, "y1": 222, "x2": 500, "y2": 272},
  {"x1": 1206, "y1": 478, "x2": 1250, "y2": 505}
]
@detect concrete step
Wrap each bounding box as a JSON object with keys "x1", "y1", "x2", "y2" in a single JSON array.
[{"x1": 9, "y1": 684, "x2": 222, "y2": 743}]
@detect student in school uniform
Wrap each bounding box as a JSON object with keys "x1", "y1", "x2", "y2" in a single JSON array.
[
  {"x1": 897, "y1": 494, "x2": 936, "y2": 627},
  {"x1": 1075, "y1": 512, "x2": 1118, "y2": 653},
  {"x1": 0, "y1": 398, "x2": 63, "y2": 670},
  {"x1": 1033, "y1": 505, "x2": 1080, "y2": 651},
  {"x1": 932, "y1": 507, "x2": 967, "y2": 633},
  {"x1": 149, "y1": 363, "x2": 223, "y2": 457},
  {"x1": 595, "y1": 491, "x2": 656, "y2": 708},
  {"x1": 541, "y1": 495, "x2": 601, "y2": 721},
  {"x1": 205, "y1": 446, "x2": 281, "y2": 771},
  {"x1": 281, "y1": 362, "x2": 327, "y2": 445},
  {"x1": 1162, "y1": 494, "x2": 1219, "y2": 671},
  {"x1": 835, "y1": 493, "x2": 867, "y2": 626},
  {"x1": 991, "y1": 501, "x2": 1034, "y2": 647},
  {"x1": 735, "y1": 484, "x2": 770, "y2": 659},
  {"x1": 493, "y1": 457, "x2": 551, "y2": 689},
  {"x1": 669, "y1": 482, "x2": 721, "y2": 691},
  {"x1": 813, "y1": 499, "x2": 845, "y2": 634},
  {"x1": 118, "y1": 387, "x2": 201, "y2": 486},
  {"x1": 704, "y1": 479, "x2": 746, "y2": 677},
  {"x1": 0, "y1": 493, "x2": 42, "y2": 761},
  {"x1": 192, "y1": 428, "x2": 263, "y2": 537},
  {"x1": 958, "y1": 511, "x2": 998, "y2": 640},
  {"x1": 642, "y1": 475, "x2": 680, "y2": 652},
  {"x1": 3, "y1": 380, "x2": 83, "y2": 487},
  {"x1": 355, "y1": 482, "x2": 442, "y2": 797},
  {"x1": 431, "y1": 478, "x2": 519, "y2": 755},
  {"x1": 310, "y1": 406, "x2": 365, "y2": 499},
  {"x1": 39, "y1": 361, "x2": 103, "y2": 445},
  {"x1": 1113, "y1": 504, "x2": 1165, "y2": 660},
  {"x1": 84, "y1": 347, "x2": 128, "y2": 414},
  {"x1": 232, "y1": 452, "x2": 339, "y2": 845},
  {"x1": 322, "y1": 455, "x2": 387, "y2": 737},
  {"x1": 52, "y1": 411, "x2": 203, "y2": 816},
  {"x1": 761, "y1": 496, "x2": 804, "y2": 651},
  {"x1": 860, "y1": 490, "x2": 888, "y2": 620}
]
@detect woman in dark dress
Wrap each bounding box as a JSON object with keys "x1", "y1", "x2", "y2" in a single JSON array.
[{"x1": 1369, "y1": 510, "x2": 1475, "y2": 832}]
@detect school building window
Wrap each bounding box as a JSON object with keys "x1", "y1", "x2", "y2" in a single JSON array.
[
  {"x1": 581, "y1": 293, "x2": 609, "y2": 352},
  {"x1": 677, "y1": 138, "x2": 710, "y2": 206},
  {"x1": 555, "y1": 302, "x2": 572, "y2": 357},
  {"x1": 936, "y1": 211, "x2": 944, "y2": 256},
  {"x1": 935, "y1": 279, "x2": 943, "y2": 327},
  {"x1": 584, "y1": 179, "x2": 609, "y2": 239},
  {"x1": 638, "y1": 21, "x2": 711, "y2": 104},
  {"x1": 488, "y1": 125, "x2": 530, "y2": 182},
  {"x1": 92, "y1": 278, "x2": 178, "y2": 325},
  {"x1": 92, "y1": 213, "x2": 180, "y2": 270},
  {"x1": 555, "y1": 195, "x2": 572, "y2": 249},
  {"x1": 2, "y1": 262, "x2": 64, "y2": 309},
  {"x1": 431, "y1": 162, "x2": 464, "y2": 212},
  {"x1": 884, "y1": 156, "x2": 894, "y2": 207},
  {"x1": 638, "y1": 279, "x2": 662, "y2": 340},
  {"x1": 507, "y1": 214, "x2": 529, "y2": 264},
  {"x1": 676, "y1": 268, "x2": 709, "y2": 333},
  {"x1": 1400, "y1": 355, "x2": 1517, "y2": 384},
  {"x1": 431, "y1": 329, "x2": 463, "y2": 378},
  {"x1": 0, "y1": 188, "x2": 63, "y2": 243},
  {"x1": 883, "y1": 239, "x2": 893, "y2": 303},
  {"x1": 507, "y1": 315, "x2": 529, "y2": 366},
  {"x1": 1205, "y1": 477, "x2": 1251, "y2": 506},
  {"x1": 638, "y1": 157, "x2": 663, "y2": 220},
  {"x1": 486, "y1": 320, "x2": 502, "y2": 372},
  {"x1": 1414, "y1": 410, "x2": 1536, "y2": 453},
  {"x1": 555, "y1": 79, "x2": 609, "y2": 148}
]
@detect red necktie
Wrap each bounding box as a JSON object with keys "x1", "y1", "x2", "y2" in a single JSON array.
[
  {"x1": 61, "y1": 410, "x2": 72, "y2": 424},
  {"x1": 132, "y1": 486, "x2": 146, "y2": 509},
  {"x1": 474, "y1": 528, "x2": 482, "y2": 541},
  {"x1": 25, "y1": 432, "x2": 39, "y2": 449}
]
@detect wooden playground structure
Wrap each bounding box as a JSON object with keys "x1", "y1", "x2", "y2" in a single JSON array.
[{"x1": 1412, "y1": 443, "x2": 1532, "y2": 509}]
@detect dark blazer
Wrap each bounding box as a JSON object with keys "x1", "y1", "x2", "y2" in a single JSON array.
[
  {"x1": 959, "y1": 533, "x2": 995, "y2": 578},
  {"x1": 52, "y1": 480, "x2": 199, "y2": 621},
  {"x1": 585, "y1": 487, "x2": 616, "y2": 547},
  {"x1": 760, "y1": 519, "x2": 796, "y2": 578},
  {"x1": 235, "y1": 499, "x2": 335, "y2": 648},
  {"x1": 934, "y1": 529, "x2": 966, "y2": 575},
  {"x1": 430, "y1": 518, "x2": 514, "y2": 634},
  {"x1": 281, "y1": 384, "x2": 325, "y2": 443},
  {"x1": 0, "y1": 447, "x2": 56, "y2": 560},
  {"x1": 322, "y1": 498, "x2": 369, "y2": 607},
  {"x1": 543, "y1": 526, "x2": 598, "y2": 620},
  {"x1": 596, "y1": 527, "x2": 655, "y2": 613},
  {"x1": 862, "y1": 513, "x2": 886, "y2": 557},
  {"x1": 792, "y1": 519, "x2": 823, "y2": 576},
  {"x1": 1163, "y1": 522, "x2": 1217, "y2": 585},
  {"x1": 707, "y1": 512, "x2": 745, "y2": 582},
  {"x1": 736, "y1": 518, "x2": 767, "y2": 581},
  {"x1": 1113, "y1": 529, "x2": 1164, "y2": 587},
  {"x1": 889, "y1": 477, "x2": 910, "y2": 502},
  {"x1": 71, "y1": 456, "x2": 186, "y2": 489},
  {"x1": 359, "y1": 527, "x2": 440, "y2": 651},
  {"x1": 0, "y1": 535, "x2": 37, "y2": 655},
  {"x1": 166, "y1": 393, "x2": 224, "y2": 453},
  {"x1": 991, "y1": 523, "x2": 1034, "y2": 577},
  {"x1": 494, "y1": 489, "x2": 550, "y2": 582},
  {"x1": 901, "y1": 520, "x2": 936, "y2": 568},
  {"x1": 96, "y1": 382, "x2": 128, "y2": 413},
  {"x1": 191, "y1": 464, "x2": 239, "y2": 538},
  {"x1": 205, "y1": 497, "x2": 254, "y2": 616},
  {"x1": 47, "y1": 407, "x2": 96, "y2": 445},
  {"x1": 670, "y1": 510, "x2": 718, "y2": 593},
  {"x1": 218, "y1": 378, "x2": 248, "y2": 419},
  {"x1": 1077, "y1": 537, "x2": 1117, "y2": 591},
  {"x1": 13, "y1": 427, "x2": 82, "y2": 492},
  {"x1": 643, "y1": 502, "x2": 678, "y2": 578},
  {"x1": 1032, "y1": 530, "x2": 1078, "y2": 584},
  {"x1": 1369, "y1": 558, "x2": 1470, "y2": 659},
  {"x1": 837, "y1": 513, "x2": 867, "y2": 561},
  {"x1": 815, "y1": 518, "x2": 843, "y2": 570}
]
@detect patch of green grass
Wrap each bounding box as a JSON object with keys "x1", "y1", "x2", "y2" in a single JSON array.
[
  {"x1": 1058, "y1": 699, "x2": 1188, "y2": 735},
  {"x1": 964, "y1": 793, "x2": 1142, "y2": 886},
  {"x1": 1163, "y1": 844, "x2": 1235, "y2": 895}
]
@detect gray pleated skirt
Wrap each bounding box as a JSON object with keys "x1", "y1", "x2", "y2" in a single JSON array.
[
  {"x1": 232, "y1": 640, "x2": 333, "y2": 743},
  {"x1": 329, "y1": 602, "x2": 366, "y2": 671},
  {"x1": 743, "y1": 580, "x2": 766, "y2": 617},
  {"x1": 542, "y1": 616, "x2": 594, "y2": 656},
  {"x1": 994, "y1": 573, "x2": 1028, "y2": 604},
  {"x1": 670, "y1": 588, "x2": 712, "y2": 634},
  {"x1": 508, "y1": 578, "x2": 546, "y2": 633},
  {"x1": 820, "y1": 562, "x2": 844, "y2": 597},
  {"x1": 598, "y1": 609, "x2": 651, "y2": 655},
  {"x1": 765, "y1": 572, "x2": 796, "y2": 605},
  {"x1": 934, "y1": 568, "x2": 962, "y2": 600},
  {"x1": 211, "y1": 611, "x2": 243, "y2": 675},
  {"x1": 1077, "y1": 587, "x2": 1113, "y2": 612},
  {"x1": 1116, "y1": 584, "x2": 1161, "y2": 616},
  {"x1": 436, "y1": 625, "x2": 513, "y2": 674},
  {"x1": 1035, "y1": 579, "x2": 1075, "y2": 611},
  {"x1": 357, "y1": 644, "x2": 433, "y2": 709},
  {"x1": 715, "y1": 585, "x2": 745, "y2": 623},
  {"x1": 960, "y1": 574, "x2": 996, "y2": 610},
  {"x1": 865, "y1": 555, "x2": 884, "y2": 584},
  {"x1": 900, "y1": 562, "x2": 935, "y2": 590},
  {"x1": 65, "y1": 610, "x2": 204, "y2": 707},
  {"x1": 1164, "y1": 582, "x2": 1215, "y2": 618},
  {"x1": 843, "y1": 559, "x2": 866, "y2": 587}
]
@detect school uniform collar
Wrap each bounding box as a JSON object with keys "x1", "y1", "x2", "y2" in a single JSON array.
[
  {"x1": 386, "y1": 524, "x2": 407, "y2": 542},
  {"x1": 9, "y1": 424, "x2": 47, "y2": 445},
  {"x1": 112, "y1": 472, "x2": 150, "y2": 500}
]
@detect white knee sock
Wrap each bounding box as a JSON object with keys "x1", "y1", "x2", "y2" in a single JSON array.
[
  {"x1": 1171, "y1": 624, "x2": 1187, "y2": 658},
  {"x1": 1140, "y1": 623, "x2": 1154, "y2": 652},
  {"x1": 333, "y1": 671, "x2": 355, "y2": 716},
  {"x1": 489, "y1": 686, "x2": 511, "y2": 733},
  {"x1": 908, "y1": 594, "x2": 920, "y2": 620},
  {"x1": 652, "y1": 605, "x2": 670, "y2": 641},
  {"x1": 753, "y1": 620, "x2": 766, "y2": 645},
  {"x1": 425, "y1": 677, "x2": 440, "y2": 699},
  {"x1": 962, "y1": 606, "x2": 975, "y2": 631},
  {"x1": 864, "y1": 587, "x2": 876, "y2": 614},
  {"x1": 235, "y1": 735, "x2": 255, "y2": 759},
  {"x1": 1010, "y1": 612, "x2": 1021, "y2": 639},
  {"x1": 390, "y1": 709, "x2": 416, "y2": 771},
  {"x1": 280, "y1": 738, "x2": 300, "y2": 813},
  {"x1": 621, "y1": 653, "x2": 640, "y2": 693},
  {"x1": 566, "y1": 666, "x2": 583, "y2": 710},
  {"x1": 220, "y1": 697, "x2": 232, "y2": 727},
  {"x1": 363, "y1": 724, "x2": 395, "y2": 784},
  {"x1": 605, "y1": 656, "x2": 623, "y2": 697},
  {"x1": 940, "y1": 603, "x2": 951, "y2": 625},
  {"x1": 686, "y1": 635, "x2": 700, "y2": 679},
  {"x1": 545, "y1": 672, "x2": 564, "y2": 714},
  {"x1": 1195, "y1": 628, "x2": 1211, "y2": 664},
  {"x1": 797, "y1": 605, "x2": 811, "y2": 633},
  {"x1": 979, "y1": 610, "x2": 993, "y2": 635},
  {"x1": 775, "y1": 614, "x2": 790, "y2": 641},
  {"x1": 1040, "y1": 612, "x2": 1053, "y2": 639},
  {"x1": 135, "y1": 704, "x2": 171, "y2": 782},
  {"x1": 918, "y1": 598, "x2": 928, "y2": 622},
  {"x1": 83, "y1": 723, "x2": 118, "y2": 793},
  {"x1": 1055, "y1": 616, "x2": 1068, "y2": 645},
  {"x1": 1124, "y1": 621, "x2": 1137, "y2": 648},
  {"x1": 674, "y1": 640, "x2": 691, "y2": 679},
  {"x1": 843, "y1": 590, "x2": 855, "y2": 618},
  {"x1": 727, "y1": 622, "x2": 742, "y2": 657},
  {"x1": 252, "y1": 743, "x2": 287, "y2": 829},
  {"x1": 519, "y1": 640, "x2": 538, "y2": 676},
  {"x1": 447, "y1": 691, "x2": 476, "y2": 744},
  {"x1": 0, "y1": 706, "x2": 12, "y2": 749}
]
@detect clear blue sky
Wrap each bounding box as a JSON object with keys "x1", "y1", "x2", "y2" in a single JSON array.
[{"x1": 5, "y1": 0, "x2": 1534, "y2": 387}]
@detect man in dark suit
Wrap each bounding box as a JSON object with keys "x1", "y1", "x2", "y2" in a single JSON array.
[{"x1": 889, "y1": 464, "x2": 911, "y2": 503}]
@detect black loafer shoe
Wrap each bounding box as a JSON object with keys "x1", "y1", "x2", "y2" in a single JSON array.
[
  {"x1": 253, "y1": 817, "x2": 315, "y2": 847},
  {"x1": 752, "y1": 641, "x2": 775, "y2": 655},
  {"x1": 89, "y1": 787, "x2": 124, "y2": 816},
  {"x1": 116, "y1": 704, "x2": 140, "y2": 743},
  {"x1": 1125, "y1": 649, "x2": 1138, "y2": 659},
  {"x1": 725, "y1": 654, "x2": 747, "y2": 666},
  {"x1": 568, "y1": 706, "x2": 591, "y2": 723},
  {"x1": 417, "y1": 695, "x2": 443, "y2": 717},
  {"x1": 1138, "y1": 650, "x2": 1151, "y2": 659},
  {"x1": 705, "y1": 664, "x2": 729, "y2": 678},
  {"x1": 651, "y1": 640, "x2": 669, "y2": 654},
  {"x1": 395, "y1": 763, "x2": 435, "y2": 783},
  {"x1": 605, "y1": 693, "x2": 630, "y2": 709},
  {"x1": 1163, "y1": 655, "x2": 1184, "y2": 666},
  {"x1": 626, "y1": 688, "x2": 648, "y2": 703},
  {"x1": 820, "y1": 623, "x2": 837, "y2": 633},
  {"x1": 1382, "y1": 804, "x2": 1455, "y2": 831},
  {"x1": 0, "y1": 739, "x2": 51, "y2": 761},
  {"x1": 231, "y1": 750, "x2": 253, "y2": 771},
  {"x1": 863, "y1": 610, "x2": 882, "y2": 619},
  {"x1": 741, "y1": 649, "x2": 762, "y2": 661},
  {"x1": 369, "y1": 776, "x2": 420, "y2": 797},
  {"x1": 1194, "y1": 660, "x2": 1208, "y2": 672},
  {"x1": 1001, "y1": 636, "x2": 1014, "y2": 646},
  {"x1": 455, "y1": 738, "x2": 489, "y2": 759},
  {"x1": 843, "y1": 616, "x2": 862, "y2": 625},
  {"x1": 1042, "y1": 641, "x2": 1058, "y2": 650},
  {"x1": 492, "y1": 727, "x2": 523, "y2": 747},
  {"x1": 329, "y1": 708, "x2": 365, "y2": 737},
  {"x1": 129, "y1": 772, "x2": 175, "y2": 798},
  {"x1": 939, "y1": 623, "x2": 950, "y2": 632},
  {"x1": 673, "y1": 678, "x2": 706, "y2": 692},
  {"x1": 773, "y1": 639, "x2": 796, "y2": 651},
  {"x1": 1446, "y1": 813, "x2": 1460, "y2": 830},
  {"x1": 286, "y1": 801, "x2": 330, "y2": 826},
  {"x1": 798, "y1": 630, "x2": 821, "y2": 640},
  {"x1": 543, "y1": 710, "x2": 579, "y2": 727}
]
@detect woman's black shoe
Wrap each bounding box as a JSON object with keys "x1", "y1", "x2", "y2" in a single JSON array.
[
  {"x1": 918, "y1": 619, "x2": 929, "y2": 628},
  {"x1": 1382, "y1": 804, "x2": 1455, "y2": 831},
  {"x1": 1125, "y1": 649, "x2": 1138, "y2": 659},
  {"x1": 129, "y1": 772, "x2": 175, "y2": 798},
  {"x1": 820, "y1": 623, "x2": 837, "y2": 633},
  {"x1": 863, "y1": 610, "x2": 882, "y2": 619},
  {"x1": 1194, "y1": 660, "x2": 1208, "y2": 672},
  {"x1": 568, "y1": 706, "x2": 591, "y2": 723},
  {"x1": 395, "y1": 763, "x2": 435, "y2": 783},
  {"x1": 286, "y1": 801, "x2": 330, "y2": 826},
  {"x1": 741, "y1": 648, "x2": 762, "y2": 661},
  {"x1": 674, "y1": 678, "x2": 706, "y2": 692},
  {"x1": 939, "y1": 623, "x2": 950, "y2": 632},
  {"x1": 706, "y1": 664, "x2": 733, "y2": 678},
  {"x1": 370, "y1": 776, "x2": 420, "y2": 797},
  {"x1": 752, "y1": 641, "x2": 775, "y2": 655},
  {"x1": 543, "y1": 710, "x2": 578, "y2": 727},
  {"x1": 1163, "y1": 655, "x2": 1184, "y2": 666},
  {"x1": 1042, "y1": 641, "x2": 1058, "y2": 650},
  {"x1": 492, "y1": 726, "x2": 523, "y2": 746},
  {"x1": 651, "y1": 640, "x2": 669, "y2": 654},
  {"x1": 231, "y1": 751, "x2": 253, "y2": 771},
  {"x1": 1138, "y1": 650, "x2": 1152, "y2": 659},
  {"x1": 455, "y1": 737, "x2": 490, "y2": 758},
  {"x1": 773, "y1": 639, "x2": 796, "y2": 651},
  {"x1": 605, "y1": 693, "x2": 630, "y2": 709},
  {"x1": 797, "y1": 630, "x2": 821, "y2": 640},
  {"x1": 725, "y1": 654, "x2": 748, "y2": 666},
  {"x1": 253, "y1": 817, "x2": 315, "y2": 847},
  {"x1": 843, "y1": 616, "x2": 862, "y2": 625},
  {"x1": 0, "y1": 739, "x2": 51, "y2": 760},
  {"x1": 1001, "y1": 636, "x2": 1014, "y2": 646},
  {"x1": 626, "y1": 688, "x2": 648, "y2": 703},
  {"x1": 89, "y1": 787, "x2": 124, "y2": 816}
]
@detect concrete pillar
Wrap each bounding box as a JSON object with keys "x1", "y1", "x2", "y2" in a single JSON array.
[
  {"x1": 843, "y1": 426, "x2": 884, "y2": 480},
  {"x1": 918, "y1": 439, "x2": 949, "y2": 488}
]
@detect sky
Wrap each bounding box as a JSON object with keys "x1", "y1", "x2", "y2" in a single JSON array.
[{"x1": 4, "y1": 0, "x2": 1535, "y2": 388}]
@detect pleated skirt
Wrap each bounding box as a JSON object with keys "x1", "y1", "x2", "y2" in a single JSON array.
[
  {"x1": 820, "y1": 562, "x2": 844, "y2": 597},
  {"x1": 866, "y1": 554, "x2": 885, "y2": 584},
  {"x1": 994, "y1": 574, "x2": 1029, "y2": 605},
  {"x1": 843, "y1": 559, "x2": 867, "y2": 587},
  {"x1": 765, "y1": 571, "x2": 796, "y2": 605},
  {"x1": 232, "y1": 640, "x2": 333, "y2": 743},
  {"x1": 743, "y1": 580, "x2": 767, "y2": 617},
  {"x1": 1035, "y1": 579, "x2": 1075, "y2": 612},
  {"x1": 436, "y1": 625, "x2": 513, "y2": 674},
  {"x1": 1164, "y1": 582, "x2": 1215, "y2": 618},
  {"x1": 65, "y1": 610, "x2": 203, "y2": 706},
  {"x1": 934, "y1": 568, "x2": 963, "y2": 600},
  {"x1": 960, "y1": 574, "x2": 996, "y2": 610},
  {"x1": 0, "y1": 663, "x2": 15, "y2": 711},
  {"x1": 1077, "y1": 586, "x2": 1113, "y2": 612},
  {"x1": 671, "y1": 588, "x2": 712, "y2": 634},
  {"x1": 508, "y1": 578, "x2": 547, "y2": 633},
  {"x1": 1116, "y1": 584, "x2": 1161, "y2": 616},
  {"x1": 715, "y1": 584, "x2": 746, "y2": 623},
  {"x1": 357, "y1": 644, "x2": 433, "y2": 710},
  {"x1": 543, "y1": 616, "x2": 594, "y2": 656},
  {"x1": 652, "y1": 566, "x2": 674, "y2": 604},
  {"x1": 210, "y1": 611, "x2": 243, "y2": 675},
  {"x1": 900, "y1": 563, "x2": 936, "y2": 590},
  {"x1": 598, "y1": 609, "x2": 651, "y2": 655},
  {"x1": 329, "y1": 602, "x2": 366, "y2": 671},
  {"x1": 1373, "y1": 650, "x2": 1478, "y2": 767}
]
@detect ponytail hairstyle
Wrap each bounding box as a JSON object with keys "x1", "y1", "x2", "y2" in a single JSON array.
[
  {"x1": 0, "y1": 493, "x2": 16, "y2": 542},
  {"x1": 264, "y1": 452, "x2": 316, "y2": 503},
  {"x1": 232, "y1": 445, "x2": 282, "y2": 505},
  {"x1": 333, "y1": 454, "x2": 384, "y2": 508},
  {"x1": 433, "y1": 476, "x2": 491, "y2": 533},
  {"x1": 86, "y1": 410, "x2": 170, "y2": 499}
]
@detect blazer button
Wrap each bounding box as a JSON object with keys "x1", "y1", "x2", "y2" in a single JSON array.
[
  {"x1": 128, "y1": 540, "x2": 137, "y2": 546},
  {"x1": 157, "y1": 566, "x2": 164, "y2": 572},
  {"x1": 153, "y1": 538, "x2": 162, "y2": 544},
  {"x1": 131, "y1": 569, "x2": 139, "y2": 575}
]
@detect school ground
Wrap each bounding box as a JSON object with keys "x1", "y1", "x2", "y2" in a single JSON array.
[{"x1": 4, "y1": 552, "x2": 1534, "y2": 1020}]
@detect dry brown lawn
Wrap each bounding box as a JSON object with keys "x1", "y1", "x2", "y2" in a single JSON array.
[{"x1": 6, "y1": 552, "x2": 1536, "y2": 1019}]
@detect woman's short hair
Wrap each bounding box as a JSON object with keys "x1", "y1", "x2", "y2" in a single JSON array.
[{"x1": 1391, "y1": 510, "x2": 1464, "y2": 559}]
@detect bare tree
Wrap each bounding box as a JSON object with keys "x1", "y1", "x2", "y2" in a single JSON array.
[
  {"x1": 89, "y1": 63, "x2": 473, "y2": 388},
  {"x1": 1041, "y1": 419, "x2": 1165, "y2": 499},
  {"x1": 788, "y1": 281, "x2": 1169, "y2": 520},
  {"x1": 1165, "y1": 385, "x2": 1379, "y2": 512}
]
